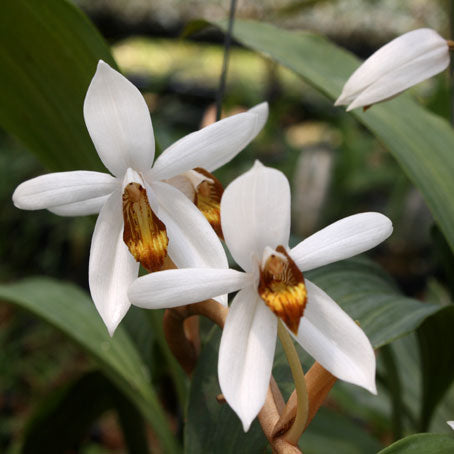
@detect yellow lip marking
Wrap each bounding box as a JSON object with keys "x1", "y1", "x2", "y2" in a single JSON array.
[
  {"x1": 258, "y1": 245, "x2": 307, "y2": 334},
  {"x1": 122, "y1": 182, "x2": 168, "y2": 272},
  {"x1": 193, "y1": 167, "x2": 224, "y2": 240}
]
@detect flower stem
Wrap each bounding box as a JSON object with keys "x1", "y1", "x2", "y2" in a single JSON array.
[
  {"x1": 277, "y1": 320, "x2": 308, "y2": 446},
  {"x1": 216, "y1": 0, "x2": 237, "y2": 121}
]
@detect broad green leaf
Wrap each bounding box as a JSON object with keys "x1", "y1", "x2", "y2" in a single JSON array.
[
  {"x1": 379, "y1": 327, "x2": 454, "y2": 434},
  {"x1": 301, "y1": 407, "x2": 382, "y2": 454},
  {"x1": 0, "y1": 0, "x2": 114, "y2": 172},
  {"x1": 0, "y1": 278, "x2": 180, "y2": 454},
  {"x1": 185, "y1": 328, "x2": 383, "y2": 454},
  {"x1": 21, "y1": 370, "x2": 149, "y2": 454},
  {"x1": 377, "y1": 433, "x2": 454, "y2": 454},
  {"x1": 306, "y1": 257, "x2": 440, "y2": 348},
  {"x1": 201, "y1": 19, "x2": 454, "y2": 253},
  {"x1": 417, "y1": 306, "x2": 454, "y2": 431},
  {"x1": 379, "y1": 345, "x2": 404, "y2": 440},
  {"x1": 387, "y1": 334, "x2": 422, "y2": 431}
]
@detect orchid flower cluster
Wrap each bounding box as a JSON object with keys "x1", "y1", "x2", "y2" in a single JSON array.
[{"x1": 14, "y1": 27, "x2": 448, "y2": 441}]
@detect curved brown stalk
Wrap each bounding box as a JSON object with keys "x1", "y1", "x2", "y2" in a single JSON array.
[{"x1": 272, "y1": 362, "x2": 337, "y2": 438}]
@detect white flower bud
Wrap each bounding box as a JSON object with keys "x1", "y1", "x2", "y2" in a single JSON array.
[{"x1": 335, "y1": 28, "x2": 450, "y2": 111}]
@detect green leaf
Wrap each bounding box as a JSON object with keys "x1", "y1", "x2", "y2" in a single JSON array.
[
  {"x1": 417, "y1": 306, "x2": 454, "y2": 431},
  {"x1": 21, "y1": 370, "x2": 149, "y2": 454},
  {"x1": 200, "y1": 19, "x2": 454, "y2": 253},
  {"x1": 0, "y1": 0, "x2": 115, "y2": 172},
  {"x1": 21, "y1": 371, "x2": 111, "y2": 454},
  {"x1": 378, "y1": 326, "x2": 454, "y2": 434},
  {"x1": 377, "y1": 433, "x2": 454, "y2": 454},
  {"x1": 180, "y1": 19, "x2": 211, "y2": 39},
  {"x1": 379, "y1": 345, "x2": 404, "y2": 440},
  {"x1": 0, "y1": 277, "x2": 180, "y2": 454},
  {"x1": 306, "y1": 257, "x2": 440, "y2": 348},
  {"x1": 301, "y1": 407, "x2": 382, "y2": 454},
  {"x1": 383, "y1": 333, "x2": 421, "y2": 432}
]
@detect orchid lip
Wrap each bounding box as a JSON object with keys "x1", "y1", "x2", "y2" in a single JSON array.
[
  {"x1": 122, "y1": 176, "x2": 169, "y2": 273},
  {"x1": 257, "y1": 245, "x2": 307, "y2": 334}
]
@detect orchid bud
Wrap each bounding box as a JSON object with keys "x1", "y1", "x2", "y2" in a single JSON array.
[{"x1": 335, "y1": 28, "x2": 451, "y2": 111}]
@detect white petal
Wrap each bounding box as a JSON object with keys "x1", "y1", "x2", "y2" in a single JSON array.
[
  {"x1": 84, "y1": 61, "x2": 155, "y2": 177},
  {"x1": 49, "y1": 195, "x2": 110, "y2": 216},
  {"x1": 151, "y1": 181, "x2": 227, "y2": 268},
  {"x1": 148, "y1": 102, "x2": 268, "y2": 181},
  {"x1": 150, "y1": 181, "x2": 228, "y2": 304},
  {"x1": 290, "y1": 212, "x2": 392, "y2": 272},
  {"x1": 164, "y1": 174, "x2": 195, "y2": 201},
  {"x1": 295, "y1": 280, "x2": 376, "y2": 393},
  {"x1": 89, "y1": 190, "x2": 139, "y2": 335},
  {"x1": 129, "y1": 268, "x2": 250, "y2": 309},
  {"x1": 218, "y1": 285, "x2": 277, "y2": 431},
  {"x1": 12, "y1": 171, "x2": 117, "y2": 211},
  {"x1": 336, "y1": 29, "x2": 449, "y2": 110},
  {"x1": 347, "y1": 50, "x2": 449, "y2": 111},
  {"x1": 221, "y1": 161, "x2": 291, "y2": 272},
  {"x1": 242, "y1": 102, "x2": 268, "y2": 140},
  {"x1": 447, "y1": 421, "x2": 454, "y2": 430}
]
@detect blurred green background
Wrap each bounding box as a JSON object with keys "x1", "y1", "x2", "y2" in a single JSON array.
[{"x1": 1, "y1": 0, "x2": 454, "y2": 453}]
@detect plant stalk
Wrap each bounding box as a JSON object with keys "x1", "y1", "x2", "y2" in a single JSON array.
[
  {"x1": 216, "y1": 0, "x2": 237, "y2": 121},
  {"x1": 277, "y1": 320, "x2": 308, "y2": 446}
]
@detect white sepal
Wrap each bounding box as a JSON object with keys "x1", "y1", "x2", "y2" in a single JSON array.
[
  {"x1": 84, "y1": 60, "x2": 155, "y2": 176},
  {"x1": 129, "y1": 268, "x2": 250, "y2": 309},
  {"x1": 49, "y1": 195, "x2": 110, "y2": 216},
  {"x1": 12, "y1": 171, "x2": 116, "y2": 210},
  {"x1": 218, "y1": 285, "x2": 277, "y2": 431},
  {"x1": 221, "y1": 161, "x2": 291, "y2": 273}
]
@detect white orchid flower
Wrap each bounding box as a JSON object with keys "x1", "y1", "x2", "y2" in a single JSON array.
[
  {"x1": 128, "y1": 161, "x2": 393, "y2": 430},
  {"x1": 448, "y1": 421, "x2": 454, "y2": 430},
  {"x1": 335, "y1": 28, "x2": 450, "y2": 111},
  {"x1": 12, "y1": 60, "x2": 268, "y2": 335}
]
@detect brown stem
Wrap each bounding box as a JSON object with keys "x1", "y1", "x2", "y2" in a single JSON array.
[
  {"x1": 163, "y1": 307, "x2": 198, "y2": 375},
  {"x1": 183, "y1": 316, "x2": 201, "y2": 356},
  {"x1": 163, "y1": 299, "x2": 302, "y2": 453},
  {"x1": 273, "y1": 362, "x2": 337, "y2": 438},
  {"x1": 259, "y1": 386, "x2": 302, "y2": 454}
]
